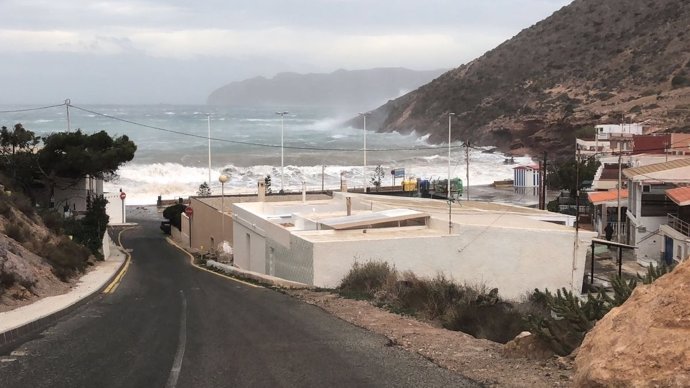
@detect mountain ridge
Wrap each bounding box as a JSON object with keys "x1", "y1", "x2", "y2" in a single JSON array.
[
  {"x1": 361, "y1": 0, "x2": 690, "y2": 157},
  {"x1": 207, "y1": 67, "x2": 447, "y2": 112}
]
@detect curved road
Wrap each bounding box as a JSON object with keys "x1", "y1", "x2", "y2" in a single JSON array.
[{"x1": 0, "y1": 218, "x2": 477, "y2": 388}]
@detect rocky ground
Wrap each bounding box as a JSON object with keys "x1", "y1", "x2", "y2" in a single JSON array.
[
  {"x1": 0, "y1": 233, "x2": 74, "y2": 313},
  {"x1": 573, "y1": 259, "x2": 690, "y2": 387},
  {"x1": 287, "y1": 289, "x2": 574, "y2": 387}
]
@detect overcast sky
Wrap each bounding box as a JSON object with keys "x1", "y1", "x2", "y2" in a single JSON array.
[{"x1": 0, "y1": 0, "x2": 571, "y2": 105}]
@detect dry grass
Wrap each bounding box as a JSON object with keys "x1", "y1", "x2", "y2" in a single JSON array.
[{"x1": 338, "y1": 260, "x2": 532, "y2": 343}]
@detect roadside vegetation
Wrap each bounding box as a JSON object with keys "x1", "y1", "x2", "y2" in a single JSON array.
[
  {"x1": 339, "y1": 260, "x2": 673, "y2": 354},
  {"x1": 338, "y1": 261, "x2": 532, "y2": 343},
  {"x1": 0, "y1": 123, "x2": 135, "y2": 287}
]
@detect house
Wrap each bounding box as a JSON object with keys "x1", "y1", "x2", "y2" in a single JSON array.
[
  {"x1": 623, "y1": 158, "x2": 690, "y2": 265},
  {"x1": 587, "y1": 189, "x2": 628, "y2": 240},
  {"x1": 632, "y1": 134, "x2": 671, "y2": 155},
  {"x1": 594, "y1": 123, "x2": 643, "y2": 155},
  {"x1": 659, "y1": 186, "x2": 690, "y2": 264},
  {"x1": 231, "y1": 192, "x2": 592, "y2": 300},
  {"x1": 668, "y1": 133, "x2": 690, "y2": 156},
  {"x1": 513, "y1": 165, "x2": 540, "y2": 188},
  {"x1": 178, "y1": 183, "x2": 332, "y2": 251}
]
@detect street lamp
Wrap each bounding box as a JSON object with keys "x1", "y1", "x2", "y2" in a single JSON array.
[
  {"x1": 359, "y1": 112, "x2": 369, "y2": 192},
  {"x1": 448, "y1": 112, "x2": 455, "y2": 199},
  {"x1": 275, "y1": 111, "x2": 289, "y2": 193},
  {"x1": 219, "y1": 174, "x2": 229, "y2": 242}
]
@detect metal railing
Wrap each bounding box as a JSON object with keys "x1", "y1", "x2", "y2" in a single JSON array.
[{"x1": 668, "y1": 213, "x2": 690, "y2": 237}]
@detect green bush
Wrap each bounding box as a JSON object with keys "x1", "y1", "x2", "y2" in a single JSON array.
[
  {"x1": 338, "y1": 261, "x2": 530, "y2": 344},
  {"x1": 526, "y1": 263, "x2": 674, "y2": 355},
  {"x1": 64, "y1": 195, "x2": 109, "y2": 259},
  {"x1": 40, "y1": 209, "x2": 65, "y2": 234},
  {"x1": 671, "y1": 75, "x2": 690, "y2": 89},
  {"x1": 41, "y1": 237, "x2": 91, "y2": 281},
  {"x1": 163, "y1": 203, "x2": 187, "y2": 230},
  {"x1": 339, "y1": 260, "x2": 396, "y2": 299},
  {"x1": 443, "y1": 299, "x2": 527, "y2": 343}
]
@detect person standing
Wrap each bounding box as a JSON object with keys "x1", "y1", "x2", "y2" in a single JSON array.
[{"x1": 604, "y1": 223, "x2": 614, "y2": 241}]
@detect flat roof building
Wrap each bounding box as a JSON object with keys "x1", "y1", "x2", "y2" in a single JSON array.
[{"x1": 232, "y1": 192, "x2": 593, "y2": 300}]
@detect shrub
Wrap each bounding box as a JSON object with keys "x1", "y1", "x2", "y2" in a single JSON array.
[
  {"x1": 163, "y1": 204, "x2": 187, "y2": 230},
  {"x1": 338, "y1": 261, "x2": 531, "y2": 344},
  {"x1": 443, "y1": 299, "x2": 527, "y2": 343},
  {"x1": 9, "y1": 192, "x2": 35, "y2": 217},
  {"x1": 339, "y1": 260, "x2": 396, "y2": 299},
  {"x1": 40, "y1": 209, "x2": 65, "y2": 234},
  {"x1": 526, "y1": 263, "x2": 673, "y2": 355},
  {"x1": 64, "y1": 195, "x2": 109, "y2": 258},
  {"x1": 5, "y1": 223, "x2": 29, "y2": 243},
  {"x1": 671, "y1": 75, "x2": 690, "y2": 89},
  {"x1": 41, "y1": 237, "x2": 91, "y2": 281},
  {"x1": 0, "y1": 196, "x2": 11, "y2": 217}
]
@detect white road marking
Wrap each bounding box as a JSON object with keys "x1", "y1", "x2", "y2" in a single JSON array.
[{"x1": 165, "y1": 290, "x2": 188, "y2": 388}]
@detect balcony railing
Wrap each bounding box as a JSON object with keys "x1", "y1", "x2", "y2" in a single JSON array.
[{"x1": 668, "y1": 213, "x2": 690, "y2": 237}]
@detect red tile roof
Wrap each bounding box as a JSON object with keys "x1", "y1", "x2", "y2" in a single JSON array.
[
  {"x1": 587, "y1": 189, "x2": 628, "y2": 205},
  {"x1": 666, "y1": 187, "x2": 690, "y2": 206}
]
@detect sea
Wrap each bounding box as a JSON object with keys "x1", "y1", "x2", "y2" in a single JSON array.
[{"x1": 0, "y1": 104, "x2": 533, "y2": 205}]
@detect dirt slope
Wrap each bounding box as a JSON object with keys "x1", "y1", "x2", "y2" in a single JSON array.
[{"x1": 573, "y1": 259, "x2": 690, "y2": 387}]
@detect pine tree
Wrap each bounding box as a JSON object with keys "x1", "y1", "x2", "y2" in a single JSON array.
[{"x1": 197, "y1": 182, "x2": 211, "y2": 196}]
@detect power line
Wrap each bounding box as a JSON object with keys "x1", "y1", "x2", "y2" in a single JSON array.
[
  {"x1": 68, "y1": 104, "x2": 467, "y2": 153},
  {"x1": 0, "y1": 103, "x2": 66, "y2": 114}
]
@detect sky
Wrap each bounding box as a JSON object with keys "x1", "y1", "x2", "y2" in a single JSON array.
[{"x1": 0, "y1": 0, "x2": 571, "y2": 105}]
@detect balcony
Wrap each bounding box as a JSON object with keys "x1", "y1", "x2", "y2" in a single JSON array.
[{"x1": 667, "y1": 213, "x2": 690, "y2": 237}]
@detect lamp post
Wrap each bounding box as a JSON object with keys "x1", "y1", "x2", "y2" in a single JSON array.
[
  {"x1": 207, "y1": 114, "x2": 212, "y2": 186},
  {"x1": 359, "y1": 112, "x2": 369, "y2": 192},
  {"x1": 219, "y1": 174, "x2": 229, "y2": 242},
  {"x1": 448, "y1": 112, "x2": 455, "y2": 199},
  {"x1": 275, "y1": 111, "x2": 289, "y2": 193}
]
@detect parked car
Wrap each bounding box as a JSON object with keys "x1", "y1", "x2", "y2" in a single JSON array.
[{"x1": 160, "y1": 220, "x2": 171, "y2": 235}]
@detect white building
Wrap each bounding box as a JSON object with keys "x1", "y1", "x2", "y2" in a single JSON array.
[
  {"x1": 232, "y1": 192, "x2": 591, "y2": 300},
  {"x1": 513, "y1": 165, "x2": 540, "y2": 188},
  {"x1": 595, "y1": 123, "x2": 644, "y2": 139},
  {"x1": 660, "y1": 187, "x2": 690, "y2": 264},
  {"x1": 624, "y1": 158, "x2": 690, "y2": 265}
]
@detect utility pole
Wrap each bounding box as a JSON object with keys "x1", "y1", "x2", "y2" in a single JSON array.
[
  {"x1": 321, "y1": 165, "x2": 325, "y2": 192},
  {"x1": 575, "y1": 145, "x2": 580, "y2": 230},
  {"x1": 465, "y1": 140, "x2": 470, "y2": 201},
  {"x1": 448, "y1": 113, "x2": 455, "y2": 199},
  {"x1": 542, "y1": 151, "x2": 548, "y2": 210},
  {"x1": 65, "y1": 99, "x2": 71, "y2": 131},
  {"x1": 616, "y1": 142, "x2": 623, "y2": 243}
]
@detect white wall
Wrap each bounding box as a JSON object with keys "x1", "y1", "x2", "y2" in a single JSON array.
[
  {"x1": 660, "y1": 225, "x2": 690, "y2": 263},
  {"x1": 627, "y1": 211, "x2": 666, "y2": 263},
  {"x1": 104, "y1": 192, "x2": 125, "y2": 224},
  {"x1": 307, "y1": 225, "x2": 592, "y2": 300}
]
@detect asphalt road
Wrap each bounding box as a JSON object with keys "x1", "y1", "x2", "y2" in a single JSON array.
[{"x1": 0, "y1": 217, "x2": 478, "y2": 388}]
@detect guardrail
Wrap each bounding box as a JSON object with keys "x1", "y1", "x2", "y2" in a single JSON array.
[{"x1": 668, "y1": 213, "x2": 690, "y2": 237}]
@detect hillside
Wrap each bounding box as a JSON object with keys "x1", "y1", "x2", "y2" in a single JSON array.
[
  {"x1": 362, "y1": 0, "x2": 690, "y2": 156},
  {"x1": 207, "y1": 67, "x2": 446, "y2": 111}
]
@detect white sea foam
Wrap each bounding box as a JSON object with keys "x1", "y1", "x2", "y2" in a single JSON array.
[{"x1": 105, "y1": 151, "x2": 532, "y2": 205}]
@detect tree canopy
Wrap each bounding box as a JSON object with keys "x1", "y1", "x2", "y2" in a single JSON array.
[
  {"x1": 547, "y1": 157, "x2": 600, "y2": 196},
  {"x1": 0, "y1": 124, "x2": 40, "y2": 155},
  {"x1": 38, "y1": 130, "x2": 136, "y2": 180}
]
